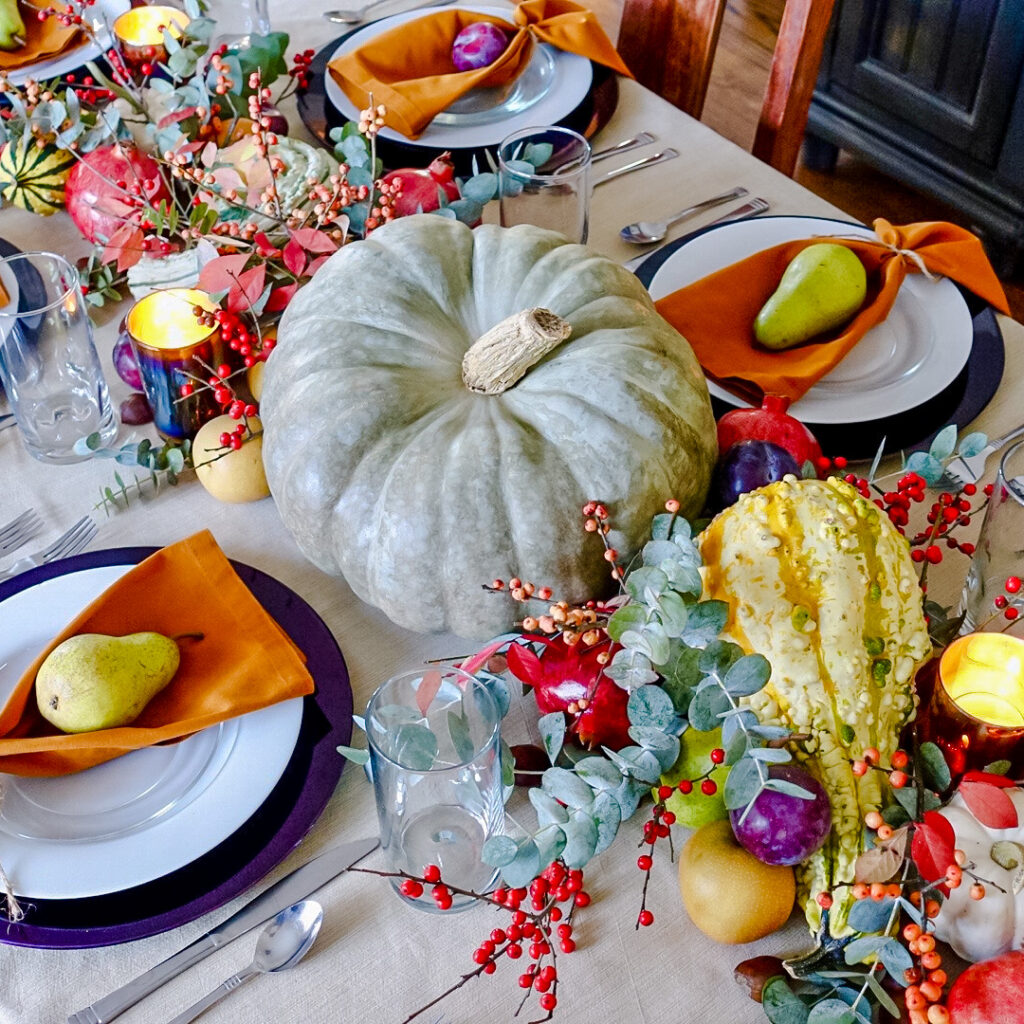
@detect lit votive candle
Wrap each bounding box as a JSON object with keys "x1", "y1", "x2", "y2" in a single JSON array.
[
  {"x1": 112, "y1": 6, "x2": 190, "y2": 67},
  {"x1": 125, "y1": 289, "x2": 224, "y2": 441},
  {"x1": 922, "y1": 632, "x2": 1024, "y2": 774}
]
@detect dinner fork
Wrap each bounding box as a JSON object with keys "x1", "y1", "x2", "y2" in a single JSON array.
[
  {"x1": 0, "y1": 508, "x2": 44, "y2": 557},
  {"x1": 942, "y1": 423, "x2": 1024, "y2": 489},
  {"x1": 0, "y1": 516, "x2": 97, "y2": 583}
]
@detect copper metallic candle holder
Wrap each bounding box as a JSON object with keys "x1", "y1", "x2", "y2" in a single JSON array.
[
  {"x1": 124, "y1": 289, "x2": 225, "y2": 441},
  {"x1": 917, "y1": 632, "x2": 1024, "y2": 776},
  {"x1": 112, "y1": 6, "x2": 190, "y2": 68}
]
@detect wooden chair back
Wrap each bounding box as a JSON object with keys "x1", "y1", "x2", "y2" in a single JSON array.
[{"x1": 616, "y1": 0, "x2": 836, "y2": 176}]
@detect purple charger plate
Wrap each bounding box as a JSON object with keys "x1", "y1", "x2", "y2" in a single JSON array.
[{"x1": 0, "y1": 546, "x2": 353, "y2": 949}]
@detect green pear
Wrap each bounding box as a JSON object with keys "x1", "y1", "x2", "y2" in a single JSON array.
[
  {"x1": 35, "y1": 632, "x2": 182, "y2": 733},
  {"x1": 754, "y1": 242, "x2": 868, "y2": 350},
  {"x1": 654, "y1": 726, "x2": 731, "y2": 829}
]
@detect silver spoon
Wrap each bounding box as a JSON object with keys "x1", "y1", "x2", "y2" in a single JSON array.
[
  {"x1": 323, "y1": 0, "x2": 452, "y2": 24},
  {"x1": 620, "y1": 185, "x2": 750, "y2": 244},
  {"x1": 165, "y1": 901, "x2": 324, "y2": 1024}
]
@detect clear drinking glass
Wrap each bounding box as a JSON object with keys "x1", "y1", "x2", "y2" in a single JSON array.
[
  {"x1": 959, "y1": 438, "x2": 1024, "y2": 632},
  {"x1": 498, "y1": 126, "x2": 592, "y2": 243},
  {"x1": 203, "y1": 0, "x2": 270, "y2": 48},
  {"x1": 366, "y1": 667, "x2": 504, "y2": 910},
  {"x1": 0, "y1": 252, "x2": 116, "y2": 464}
]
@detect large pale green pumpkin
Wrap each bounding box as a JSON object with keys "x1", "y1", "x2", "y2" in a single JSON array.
[{"x1": 261, "y1": 215, "x2": 716, "y2": 638}]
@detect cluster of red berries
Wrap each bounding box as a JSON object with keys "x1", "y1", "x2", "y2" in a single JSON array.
[
  {"x1": 62, "y1": 73, "x2": 116, "y2": 106},
  {"x1": 399, "y1": 862, "x2": 588, "y2": 1017},
  {"x1": 38, "y1": 0, "x2": 93, "y2": 28},
  {"x1": 217, "y1": 422, "x2": 249, "y2": 451},
  {"x1": 288, "y1": 49, "x2": 316, "y2": 91},
  {"x1": 992, "y1": 575, "x2": 1022, "y2": 623}
]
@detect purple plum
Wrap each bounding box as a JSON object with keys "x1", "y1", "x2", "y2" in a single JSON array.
[
  {"x1": 713, "y1": 439, "x2": 799, "y2": 510},
  {"x1": 452, "y1": 22, "x2": 509, "y2": 71}
]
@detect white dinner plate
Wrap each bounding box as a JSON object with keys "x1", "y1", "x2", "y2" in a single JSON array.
[
  {"x1": 324, "y1": 5, "x2": 592, "y2": 148},
  {"x1": 7, "y1": 0, "x2": 131, "y2": 86},
  {"x1": 646, "y1": 216, "x2": 975, "y2": 424},
  {"x1": 0, "y1": 564, "x2": 303, "y2": 900}
]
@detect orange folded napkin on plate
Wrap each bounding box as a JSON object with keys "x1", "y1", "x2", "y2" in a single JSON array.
[
  {"x1": 0, "y1": 530, "x2": 314, "y2": 777},
  {"x1": 328, "y1": 0, "x2": 632, "y2": 139},
  {"x1": 654, "y1": 219, "x2": 1011, "y2": 406},
  {"x1": 0, "y1": 0, "x2": 84, "y2": 73}
]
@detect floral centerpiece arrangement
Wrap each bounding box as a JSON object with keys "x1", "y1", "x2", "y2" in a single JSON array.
[{"x1": 338, "y1": 422, "x2": 1024, "y2": 1024}]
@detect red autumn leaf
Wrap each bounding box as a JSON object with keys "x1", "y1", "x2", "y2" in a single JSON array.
[
  {"x1": 101, "y1": 222, "x2": 144, "y2": 272},
  {"x1": 199, "y1": 253, "x2": 250, "y2": 294},
  {"x1": 506, "y1": 642, "x2": 545, "y2": 687},
  {"x1": 961, "y1": 770, "x2": 1018, "y2": 788},
  {"x1": 289, "y1": 227, "x2": 338, "y2": 253},
  {"x1": 264, "y1": 283, "x2": 297, "y2": 312},
  {"x1": 282, "y1": 236, "x2": 307, "y2": 277},
  {"x1": 253, "y1": 231, "x2": 281, "y2": 258},
  {"x1": 305, "y1": 253, "x2": 332, "y2": 278},
  {"x1": 458, "y1": 637, "x2": 511, "y2": 677},
  {"x1": 416, "y1": 670, "x2": 442, "y2": 716},
  {"x1": 157, "y1": 106, "x2": 197, "y2": 129},
  {"x1": 911, "y1": 810, "x2": 957, "y2": 881},
  {"x1": 225, "y1": 264, "x2": 266, "y2": 313},
  {"x1": 959, "y1": 779, "x2": 1020, "y2": 829}
]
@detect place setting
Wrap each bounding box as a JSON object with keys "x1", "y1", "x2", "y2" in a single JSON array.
[{"x1": 1, "y1": 2, "x2": 1024, "y2": 1023}]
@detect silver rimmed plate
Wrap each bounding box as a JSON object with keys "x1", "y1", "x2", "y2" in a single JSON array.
[
  {"x1": 645, "y1": 215, "x2": 974, "y2": 425},
  {"x1": 324, "y1": 5, "x2": 592, "y2": 147}
]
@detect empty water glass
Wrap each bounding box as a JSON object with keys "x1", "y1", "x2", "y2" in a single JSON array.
[
  {"x1": 498, "y1": 126, "x2": 592, "y2": 243},
  {"x1": 366, "y1": 667, "x2": 504, "y2": 910},
  {"x1": 0, "y1": 252, "x2": 116, "y2": 463},
  {"x1": 203, "y1": 0, "x2": 270, "y2": 49}
]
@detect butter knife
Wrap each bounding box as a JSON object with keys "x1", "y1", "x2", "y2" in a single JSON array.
[{"x1": 68, "y1": 836, "x2": 379, "y2": 1024}]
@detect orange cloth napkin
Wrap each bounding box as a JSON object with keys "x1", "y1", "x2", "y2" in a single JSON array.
[
  {"x1": 0, "y1": 0, "x2": 84, "y2": 73},
  {"x1": 0, "y1": 531, "x2": 314, "y2": 777},
  {"x1": 328, "y1": 0, "x2": 632, "y2": 139},
  {"x1": 655, "y1": 219, "x2": 1011, "y2": 405}
]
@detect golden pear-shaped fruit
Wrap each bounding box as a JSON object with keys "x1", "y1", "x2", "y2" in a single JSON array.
[
  {"x1": 192, "y1": 414, "x2": 270, "y2": 503},
  {"x1": 36, "y1": 632, "x2": 181, "y2": 733},
  {"x1": 754, "y1": 243, "x2": 867, "y2": 350}
]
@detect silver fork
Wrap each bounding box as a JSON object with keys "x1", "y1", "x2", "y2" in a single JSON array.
[
  {"x1": 0, "y1": 516, "x2": 97, "y2": 583},
  {"x1": 0, "y1": 508, "x2": 44, "y2": 557},
  {"x1": 943, "y1": 423, "x2": 1024, "y2": 489}
]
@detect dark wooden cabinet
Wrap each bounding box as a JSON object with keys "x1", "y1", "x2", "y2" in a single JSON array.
[{"x1": 804, "y1": 0, "x2": 1024, "y2": 273}]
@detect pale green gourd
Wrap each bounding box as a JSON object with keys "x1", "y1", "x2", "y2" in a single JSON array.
[{"x1": 261, "y1": 216, "x2": 717, "y2": 639}]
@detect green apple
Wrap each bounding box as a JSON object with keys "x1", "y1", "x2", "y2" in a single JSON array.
[{"x1": 656, "y1": 726, "x2": 731, "y2": 829}]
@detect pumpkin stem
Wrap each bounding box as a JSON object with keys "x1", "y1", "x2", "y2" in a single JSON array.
[{"x1": 461, "y1": 308, "x2": 572, "y2": 395}]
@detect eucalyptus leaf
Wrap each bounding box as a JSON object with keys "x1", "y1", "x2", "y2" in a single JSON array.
[
  {"x1": 501, "y1": 739, "x2": 515, "y2": 789},
  {"x1": 660, "y1": 561, "x2": 702, "y2": 597},
  {"x1": 604, "y1": 647, "x2": 658, "y2": 688},
  {"x1": 522, "y1": 141, "x2": 553, "y2": 165},
  {"x1": 393, "y1": 723, "x2": 438, "y2": 771},
  {"x1": 608, "y1": 776, "x2": 646, "y2": 818},
  {"x1": 482, "y1": 834, "x2": 519, "y2": 867},
  {"x1": 607, "y1": 603, "x2": 649, "y2": 642},
  {"x1": 627, "y1": 726, "x2": 680, "y2": 770},
  {"x1": 958, "y1": 431, "x2": 988, "y2": 457},
  {"x1": 659, "y1": 644, "x2": 702, "y2": 711},
  {"x1": 538, "y1": 711, "x2": 565, "y2": 764},
  {"x1": 447, "y1": 710, "x2": 475, "y2": 764},
  {"x1": 680, "y1": 600, "x2": 729, "y2": 646},
  {"x1": 843, "y1": 935, "x2": 888, "y2": 964},
  {"x1": 764, "y1": 778, "x2": 817, "y2": 800},
  {"x1": 529, "y1": 786, "x2": 570, "y2": 825},
  {"x1": 561, "y1": 809, "x2": 599, "y2": 868},
  {"x1": 624, "y1": 566, "x2": 668, "y2": 602},
  {"x1": 501, "y1": 839, "x2": 541, "y2": 888},
  {"x1": 642, "y1": 539, "x2": 682, "y2": 566},
  {"x1": 687, "y1": 683, "x2": 732, "y2": 731},
  {"x1": 649, "y1": 512, "x2": 692, "y2": 542},
  {"x1": 723, "y1": 654, "x2": 772, "y2": 697},
  {"x1": 749, "y1": 746, "x2": 794, "y2": 763},
  {"x1": 533, "y1": 823, "x2": 567, "y2": 867},
  {"x1": 877, "y1": 936, "x2": 913, "y2": 980},
  {"x1": 475, "y1": 670, "x2": 511, "y2": 718},
  {"x1": 698, "y1": 639, "x2": 744, "y2": 675},
  {"x1": 650, "y1": 589, "x2": 689, "y2": 637},
  {"x1": 904, "y1": 450, "x2": 944, "y2": 486},
  {"x1": 591, "y1": 790, "x2": 622, "y2": 854},
  {"x1": 806, "y1": 999, "x2": 855, "y2": 1024},
  {"x1": 575, "y1": 755, "x2": 623, "y2": 789},
  {"x1": 929, "y1": 424, "x2": 958, "y2": 462},
  {"x1": 541, "y1": 766, "x2": 594, "y2": 809},
  {"x1": 336, "y1": 744, "x2": 369, "y2": 765},
  {"x1": 721, "y1": 708, "x2": 760, "y2": 746},
  {"x1": 761, "y1": 977, "x2": 810, "y2": 1024},
  {"x1": 627, "y1": 685, "x2": 677, "y2": 729},
  {"x1": 613, "y1": 746, "x2": 663, "y2": 784},
  {"x1": 723, "y1": 755, "x2": 764, "y2": 810}
]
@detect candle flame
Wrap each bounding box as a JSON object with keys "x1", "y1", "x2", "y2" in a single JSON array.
[{"x1": 940, "y1": 633, "x2": 1024, "y2": 729}]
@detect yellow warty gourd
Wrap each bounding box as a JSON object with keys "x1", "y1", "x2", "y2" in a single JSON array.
[{"x1": 698, "y1": 476, "x2": 932, "y2": 934}]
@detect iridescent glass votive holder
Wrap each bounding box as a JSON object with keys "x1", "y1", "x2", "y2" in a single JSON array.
[
  {"x1": 124, "y1": 289, "x2": 222, "y2": 440},
  {"x1": 917, "y1": 632, "x2": 1024, "y2": 776},
  {"x1": 112, "y1": 6, "x2": 190, "y2": 68}
]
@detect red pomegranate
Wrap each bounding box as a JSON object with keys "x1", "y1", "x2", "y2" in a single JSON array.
[
  {"x1": 507, "y1": 636, "x2": 631, "y2": 750},
  {"x1": 381, "y1": 152, "x2": 460, "y2": 218},
  {"x1": 65, "y1": 144, "x2": 171, "y2": 244},
  {"x1": 716, "y1": 394, "x2": 823, "y2": 471}
]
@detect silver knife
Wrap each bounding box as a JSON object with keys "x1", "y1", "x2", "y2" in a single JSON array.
[
  {"x1": 623, "y1": 197, "x2": 771, "y2": 272},
  {"x1": 595, "y1": 148, "x2": 679, "y2": 186},
  {"x1": 68, "y1": 836, "x2": 379, "y2": 1024}
]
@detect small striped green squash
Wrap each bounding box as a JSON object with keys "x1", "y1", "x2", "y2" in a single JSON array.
[{"x1": 0, "y1": 137, "x2": 74, "y2": 215}]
